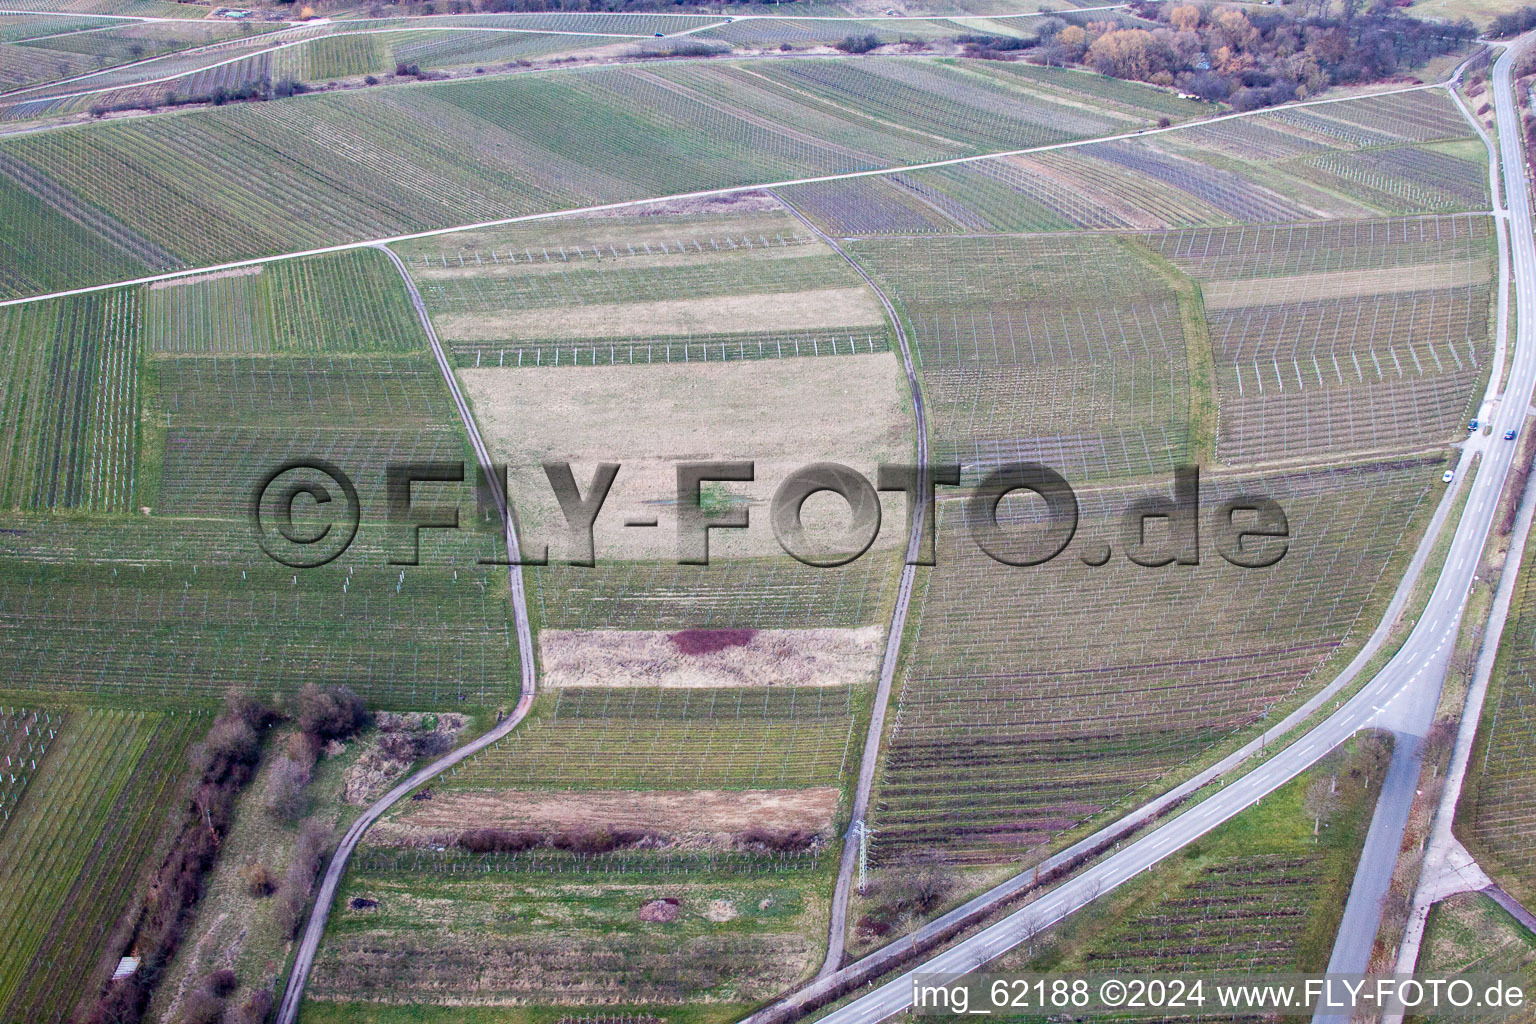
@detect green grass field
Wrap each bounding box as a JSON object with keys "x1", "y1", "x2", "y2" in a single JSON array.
[
  {"x1": 309, "y1": 842, "x2": 831, "y2": 1010},
  {"x1": 447, "y1": 686, "x2": 861, "y2": 791}
]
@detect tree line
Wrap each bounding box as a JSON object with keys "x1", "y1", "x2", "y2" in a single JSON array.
[{"x1": 1028, "y1": 2, "x2": 1476, "y2": 111}]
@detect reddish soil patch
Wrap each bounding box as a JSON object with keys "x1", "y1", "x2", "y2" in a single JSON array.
[
  {"x1": 638, "y1": 898, "x2": 681, "y2": 923},
  {"x1": 669, "y1": 628, "x2": 756, "y2": 655}
]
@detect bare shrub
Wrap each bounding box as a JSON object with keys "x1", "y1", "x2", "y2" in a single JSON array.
[
  {"x1": 284, "y1": 730, "x2": 321, "y2": 769},
  {"x1": 239, "y1": 860, "x2": 275, "y2": 898},
  {"x1": 204, "y1": 968, "x2": 237, "y2": 997},
  {"x1": 552, "y1": 827, "x2": 656, "y2": 853},
  {"x1": 458, "y1": 828, "x2": 543, "y2": 853},
  {"x1": 263, "y1": 757, "x2": 312, "y2": 822},
  {"x1": 856, "y1": 860, "x2": 957, "y2": 937},
  {"x1": 737, "y1": 826, "x2": 816, "y2": 852},
  {"x1": 177, "y1": 990, "x2": 224, "y2": 1024},
  {"x1": 272, "y1": 818, "x2": 331, "y2": 939},
  {"x1": 296, "y1": 683, "x2": 371, "y2": 741},
  {"x1": 668, "y1": 628, "x2": 756, "y2": 655},
  {"x1": 224, "y1": 988, "x2": 272, "y2": 1024}
]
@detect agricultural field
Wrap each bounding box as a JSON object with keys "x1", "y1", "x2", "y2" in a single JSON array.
[
  {"x1": 0, "y1": 706, "x2": 204, "y2": 1024},
  {"x1": 870, "y1": 458, "x2": 1437, "y2": 865},
  {"x1": 842, "y1": 232, "x2": 1197, "y2": 483},
  {"x1": 0, "y1": 56, "x2": 1210, "y2": 296},
  {"x1": 0, "y1": 516, "x2": 517, "y2": 707},
  {"x1": 0, "y1": 249, "x2": 520, "y2": 708},
  {"x1": 0, "y1": 15, "x2": 129, "y2": 43},
  {"x1": 0, "y1": 18, "x2": 271, "y2": 92},
  {"x1": 310, "y1": 854, "x2": 827, "y2": 1009},
  {"x1": 0, "y1": 7, "x2": 1516, "y2": 1020},
  {"x1": 0, "y1": 706, "x2": 58, "y2": 829},
  {"x1": 446, "y1": 686, "x2": 860, "y2": 791},
  {"x1": 304, "y1": 686, "x2": 852, "y2": 1012},
  {"x1": 694, "y1": 16, "x2": 959, "y2": 47},
  {"x1": 395, "y1": 198, "x2": 893, "y2": 368},
  {"x1": 0, "y1": 0, "x2": 203, "y2": 16},
  {"x1": 435, "y1": 201, "x2": 914, "y2": 566},
  {"x1": 0, "y1": 287, "x2": 143, "y2": 513},
  {"x1": 1150, "y1": 214, "x2": 1492, "y2": 464},
  {"x1": 262, "y1": 30, "x2": 616, "y2": 85},
  {"x1": 783, "y1": 89, "x2": 1485, "y2": 236}
]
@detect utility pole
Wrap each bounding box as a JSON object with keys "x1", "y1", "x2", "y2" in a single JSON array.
[{"x1": 852, "y1": 821, "x2": 871, "y2": 893}]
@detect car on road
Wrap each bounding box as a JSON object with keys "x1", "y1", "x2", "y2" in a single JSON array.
[
  {"x1": 1506, "y1": 429, "x2": 1518, "y2": 440},
  {"x1": 1442, "y1": 469, "x2": 1456, "y2": 483},
  {"x1": 1470, "y1": 419, "x2": 1480, "y2": 431}
]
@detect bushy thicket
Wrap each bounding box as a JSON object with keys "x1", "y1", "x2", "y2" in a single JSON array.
[
  {"x1": 296, "y1": 682, "x2": 372, "y2": 741},
  {"x1": 457, "y1": 826, "x2": 662, "y2": 853},
  {"x1": 835, "y1": 33, "x2": 881, "y2": 53},
  {"x1": 1026, "y1": 2, "x2": 1475, "y2": 110},
  {"x1": 855, "y1": 861, "x2": 957, "y2": 939}
]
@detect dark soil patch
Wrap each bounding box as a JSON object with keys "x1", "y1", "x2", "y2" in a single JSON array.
[{"x1": 669, "y1": 628, "x2": 756, "y2": 655}]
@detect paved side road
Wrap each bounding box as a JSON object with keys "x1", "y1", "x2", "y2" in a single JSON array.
[
  {"x1": 272, "y1": 244, "x2": 538, "y2": 1024},
  {"x1": 806, "y1": 33, "x2": 1536, "y2": 1024}
]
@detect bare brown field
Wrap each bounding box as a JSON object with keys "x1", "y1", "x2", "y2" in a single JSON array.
[
  {"x1": 539, "y1": 626, "x2": 883, "y2": 688},
  {"x1": 438, "y1": 287, "x2": 884, "y2": 341},
  {"x1": 460, "y1": 353, "x2": 913, "y2": 561},
  {"x1": 1202, "y1": 261, "x2": 1490, "y2": 310},
  {"x1": 374, "y1": 786, "x2": 841, "y2": 846}
]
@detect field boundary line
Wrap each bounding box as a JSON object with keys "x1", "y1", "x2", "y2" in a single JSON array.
[
  {"x1": 0, "y1": 76, "x2": 1442, "y2": 311},
  {"x1": 771, "y1": 189, "x2": 930, "y2": 978},
  {"x1": 271, "y1": 243, "x2": 538, "y2": 1024},
  {"x1": 0, "y1": 20, "x2": 654, "y2": 106}
]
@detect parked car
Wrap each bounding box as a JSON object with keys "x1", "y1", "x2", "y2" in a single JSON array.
[
  {"x1": 1442, "y1": 470, "x2": 1456, "y2": 483},
  {"x1": 1470, "y1": 419, "x2": 1480, "y2": 431}
]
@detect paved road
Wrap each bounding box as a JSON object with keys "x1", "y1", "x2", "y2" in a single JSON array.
[
  {"x1": 272, "y1": 245, "x2": 538, "y2": 1024},
  {"x1": 1325, "y1": 43, "x2": 1529, "y2": 1016},
  {"x1": 811, "y1": 39, "x2": 1536, "y2": 1024},
  {"x1": 773, "y1": 194, "x2": 932, "y2": 978}
]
